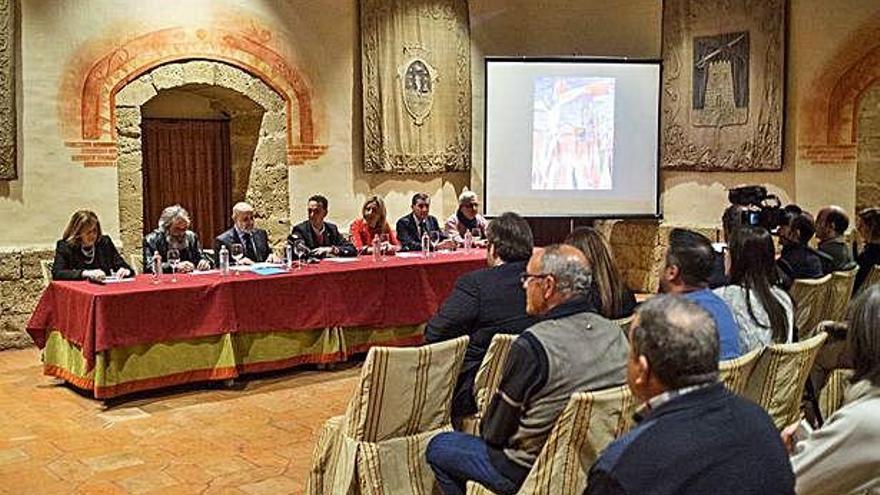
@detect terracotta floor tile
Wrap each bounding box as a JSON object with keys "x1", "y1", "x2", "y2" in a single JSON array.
[
  {"x1": 239, "y1": 475, "x2": 299, "y2": 495},
  {"x1": 114, "y1": 471, "x2": 178, "y2": 494},
  {"x1": 81, "y1": 452, "x2": 146, "y2": 473}
]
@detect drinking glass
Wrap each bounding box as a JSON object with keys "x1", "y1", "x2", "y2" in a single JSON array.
[
  {"x1": 471, "y1": 228, "x2": 482, "y2": 241},
  {"x1": 167, "y1": 248, "x2": 180, "y2": 283},
  {"x1": 429, "y1": 231, "x2": 441, "y2": 255},
  {"x1": 380, "y1": 233, "x2": 390, "y2": 260},
  {"x1": 294, "y1": 241, "x2": 309, "y2": 270},
  {"x1": 230, "y1": 243, "x2": 244, "y2": 275}
]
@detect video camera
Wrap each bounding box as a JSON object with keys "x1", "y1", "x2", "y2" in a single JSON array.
[{"x1": 727, "y1": 185, "x2": 788, "y2": 232}]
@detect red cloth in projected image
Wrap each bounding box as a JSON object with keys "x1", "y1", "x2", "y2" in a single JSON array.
[{"x1": 531, "y1": 77, "x2": 615, "y2": 191}]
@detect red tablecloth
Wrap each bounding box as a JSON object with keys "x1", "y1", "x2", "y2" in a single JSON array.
[{"x1": 27, "y1": 251, "x2": 488, "y2": 369}]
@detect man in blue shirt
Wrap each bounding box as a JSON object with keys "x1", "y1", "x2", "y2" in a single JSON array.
[{"x1": 659, "y1": 228, "x2": 740, "y2": 359}]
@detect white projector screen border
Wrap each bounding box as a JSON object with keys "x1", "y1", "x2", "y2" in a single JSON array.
[{"x1": 483, "y1": 57, "x2": 662, "y2": 219}]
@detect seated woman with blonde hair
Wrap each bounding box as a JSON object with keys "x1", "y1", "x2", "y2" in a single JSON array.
[
  {"x1": 53, "y1": 210, "x2": 133, "y2": 281},
  {"x1": 349, "y1": 195, "x2": 400, "y2": 254},
  {"x1": 564, "y1": 226, "x2": 636, "y2": 319}
]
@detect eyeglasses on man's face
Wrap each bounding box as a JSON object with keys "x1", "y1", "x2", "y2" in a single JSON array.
[{"x1": 520, "y1": 272, "x2": 552, "y2": 285}]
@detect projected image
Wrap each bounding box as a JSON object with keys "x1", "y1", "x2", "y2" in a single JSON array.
[{"x1": 532, "y1": 77, "x2": 615, "y2": 190}]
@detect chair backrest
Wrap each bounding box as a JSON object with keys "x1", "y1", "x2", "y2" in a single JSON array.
[
  {"x1": 826, "y1": 267, "x2": 858, "y2": 322},
  {"x1": 516, "y1": 385, "x2": 638, "y2": 495},
  {"x1": 744, "y1": 332, "x2": 828, "y2": 429},
  {"x1": 473, "y1": 333, "x2": 518, "y2": 417},
  {"x1": 718, "y1": 346, "x2": 762, "y2": 395},
  {"x1": 819, "y1": 368, "x2": 854, "y2": 419},
  {"x1": 39, "y1": 259, "x2": 54, "y2": 287},
  {"x1": 341, "y1": 336, "x2": 468, "y2": 443},
  {"x1": 790, "y1": 274, "x2": 833, "y2": 340},
  {"x1": 863, "y1": 264, "x2": 880, "y2": 293},
  {"x1": 612, "y1": 315, "x2": 634, "y2": 334}
]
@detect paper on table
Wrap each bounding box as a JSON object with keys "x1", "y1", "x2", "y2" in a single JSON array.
[
  {"x1": 102, "y1": 277, "x2": 135, "y2": 284},
  {"x1": 252, "y1": 266, "x2": 288, "y2": 276},
  {"x1": 190, "y1": 269, "x2": 219, "y2": 275},
  {"x1": 252, "y1": 262, "x2": 286, "y2": 269},
  {"x1": 322, "y1": 257, "x2": 361, "y2": 263},
  {"x1": 230, "y1": 265, "x2": 253, "y2": 272},
  {"x1": 395, "y1": 252, "x2": 424, "y2": 259}
]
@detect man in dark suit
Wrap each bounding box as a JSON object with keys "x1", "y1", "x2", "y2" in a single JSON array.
[
  {"x1": 288, "y1": 195, "x2": 356, "y2": 258},
  {"x1": 396, "y1": 192, "x2": 455, "y2": 251},
  {"x1": 777, "y1": 210, "x2": 825, "y2": 286},
  {"x1": 425, "y1": 212, "x2": 540, "y2": 421},
  {"x1": 214, "y1": 202, "x2": 274, "y2": 266},
  {"x1": 815, "y1": 205, "x2": 856, "y2": 274}
]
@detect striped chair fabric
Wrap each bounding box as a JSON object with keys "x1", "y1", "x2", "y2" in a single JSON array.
[
  {"x1": 790, "y1": 274, "x2": 833, "y2": 341},
  {"x1": 744, "y1": 332, "x2": 828, "y2": 429},
  {"x1": 718, "y1": 346, "x2": 762, "y2": 395},
  {"x1": 467, "y1": 384, "x2": 638, "y2": 495},
  {"x1": 826, "y1": 267, "x2": 858, "y2": 323},
  {"x1": 307, "y1": 336, "x2": 469, "y2": 495},
  {"x1": 818, "y1": 368, "x2": 854, "y2": 419}
]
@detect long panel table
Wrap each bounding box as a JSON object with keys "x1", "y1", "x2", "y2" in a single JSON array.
[{"x1": 27, "y1": 251, "x2": 487, "y2": 399}]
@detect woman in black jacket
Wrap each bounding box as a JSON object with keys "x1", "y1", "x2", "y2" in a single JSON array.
[{"x1": 52, "y1": 210, "x2": 132, "y2": 281}]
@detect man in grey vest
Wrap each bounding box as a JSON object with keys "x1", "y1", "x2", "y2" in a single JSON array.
[{"x1": 426, "y1": 244, "x2": 629, "y2": 495}]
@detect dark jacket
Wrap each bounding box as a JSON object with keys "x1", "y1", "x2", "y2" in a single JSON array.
[
  {"x1": 817, "y1": 237, "x2": 856, "y2": 274},
  {"x1": 214, "y1": 227, "x2": 271, "y2": 265},
  {"x1": 424, "y1": 260, "x2": 540, "y2": 418},
  {"x1": 777, "y1": 244, "x2": 824, "y2": 289},
  {"x1": 288, "y1": 220, "x2": 356, "y2": 257},
  {"x1": 854, "y1": 242, "x2": 880, "y2": 293},
  {"x1": 143, "y1": 229, "x2": 210, "y2": 273},
  {"x1": 586, "y1": 383, "x2": 795, "y2": 495},
  {"x1": 52, "y1": 235, "x2": 133, "y2": 280},
  {"x1": 396, "y1": 213, "x2": 446, "y2": 252}
]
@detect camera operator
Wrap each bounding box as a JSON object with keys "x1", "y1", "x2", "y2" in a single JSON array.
[{"x1": 776, "y1": 207, "x2": 824, "y2": 289}]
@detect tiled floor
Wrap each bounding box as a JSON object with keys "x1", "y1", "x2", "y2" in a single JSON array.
[{"x1": 0, "y1": 348, "x2": 361, "y2": 494}]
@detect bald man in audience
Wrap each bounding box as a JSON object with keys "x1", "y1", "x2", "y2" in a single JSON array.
[
  {"x1": 815, "y1": 205, "x2": 856, "y2": 273},
  {"x1": 585, "y1": 295, "x2": 794, "y2": 494},
  {"x1": 426, "y1": 245, "x2": 628, "y2": 495},
  {"x1": 214, "y1": 202, "x2": 274, "y2": 266}
]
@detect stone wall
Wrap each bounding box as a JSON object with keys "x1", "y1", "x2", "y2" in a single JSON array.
[
  {"x1": 0, "y1": 248, "x2": 52, "y2": 349},
  {"x1": 857, "y1": 85, "x2": 880, "y2": 210}
]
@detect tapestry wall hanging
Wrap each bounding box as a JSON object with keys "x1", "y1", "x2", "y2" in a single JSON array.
[
  {"x1": 361, "y1": 0, "x2": 471, "y2": 173},
  {"x1": 661, "y1": 0, "x2": 786, "y2": 171}
]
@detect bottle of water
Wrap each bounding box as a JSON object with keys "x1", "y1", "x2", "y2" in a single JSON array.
[
  {"x1": 372, "y1": 235, "x2": 382, "y2": 262},
  {"x1": 219, "y1": 245, "x2": 230, "y2": 276},
  {"x1": 285, "y1": 243, "x2": 294, "y2": 270},
  {"x1": 421, "y1": 232, "x2": 431, "y2": 258},
  {"x1": 463, "y1": 229, "x2": 473, "y2": 252},
  {"x1": 151, "y1": 252, "x2": 162, "y2": 284}
]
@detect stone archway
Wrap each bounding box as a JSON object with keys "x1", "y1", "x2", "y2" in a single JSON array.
[{"x1": 115, "y1": 60, "x2": 290, "y2": 264}]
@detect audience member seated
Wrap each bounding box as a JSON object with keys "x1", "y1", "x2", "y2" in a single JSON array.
[
  {"x1": 659, "y1": 229, "x2": 740, "y2": 359},
  {"x1": 143, "y1": 204, "x2": 212, "y2": 273},
  {"x1": 396, "y1": 192, "x2": 454, "y2": 251},
  {"x1": 426, "y1": 245, "x2": 629, "y2": 495},
  {"x1": 708, "y1": 204, "x2": 745, "y2": 288},
  {"x1": 52, "y1": 210, "x2": 133, "y2": 281},
  {"x1": 853, "y1": 207, "x2": 880, "y2": 293},
  {"x1": 585, "y1": 295, "x2": 795, "y2": 495},
  {"x1": 425, "y1": 212, "x2": 539, "y2": 421},
  {"x1": 214, "y1": 202, "x2": 274, "y2": 266},
  {"x1": 815, "y1": 205, "x2": 856, "y2": 273},
  {"x1": 564, "y1": 227, "x2": 637, "y2": 319},
  {"x1": 348, "y1": 195, "x2": 400, "y2": 253},
  {"x1": 444, "y1": 190, "x2": 489, "y2": 246},
  {"x1": 777, "y1": 209, "x2": 824, "y2": 286},
  {"x1": 783, "y1": 284, "x2": 880, "y2": 495},
  {"x1": 288, "y1": 195, "x2": 356, "y2": 258},
  {"x1": 714, "y1": 226, "x2": 794, "y2": 352}
]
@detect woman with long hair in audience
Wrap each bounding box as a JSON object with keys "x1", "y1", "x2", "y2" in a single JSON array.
[
  {"x1": 714, "y1": 226, "x2": 793, "y2": 351},
  {"x1": 349, "y1": 195, "x2": 399, "y2": 253},
  {"x1": 853, "y1": 207, "x2": 880, "y2": 293},
  {"x1": 52, "y1": 209, "x2": 133, "y2": 281},
  {"x1": 783, "y1": 284, "x2": 880, "y2": 494},
  {"x1": 564, "y1": 226, "x2": 636, "y2": 319}
]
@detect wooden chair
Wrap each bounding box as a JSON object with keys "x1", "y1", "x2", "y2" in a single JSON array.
[
  {"x1": 460, "y1": 334, "x2": 517, "y2": 435},
  {"x1": 826, "y1": 267, "x2": 858, "y2": 322},
  {"x1": 790, "y1": 274, "x2": 833, "y2": 341},
  {"x1": 818, "y1": 368, "x2": 854, "y2": 419},
  {"x1": 307, "y1": 336, "x2": 468, "y2": 495},
  {"x1": 39, "y1": 260, "x2": 54, "y2": 287},
  {"x1": 744, "y1": 332, "x2": 828, "y2": 429},
  {"x1": 718, "y1": 346, "x2": 762, "y2": 395},
  {"x1": 467, "y1": 385, "x2": 638, "y2": 495},
  {"x1": 861, "y1": 264, "x2": 880, "y2": 293}
]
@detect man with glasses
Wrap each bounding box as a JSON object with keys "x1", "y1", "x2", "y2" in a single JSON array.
[
  {"x1": 213, "y1": 202, "x2": 274, "y2": 266},
  {"x1": 444, "y1": 190, "x2": 490, "y2": 247},
  {"x1": 427, "y1": 244, "x2": 628, "y2": 495}
]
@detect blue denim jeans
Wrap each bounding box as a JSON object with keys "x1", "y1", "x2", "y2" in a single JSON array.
[{"x1": 426, "y1": 432, "x2": 524, "y2": 495}]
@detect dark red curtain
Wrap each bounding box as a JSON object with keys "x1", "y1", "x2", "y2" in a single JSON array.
[{"x1": 142, "y1": 119, "x2": 232, "y2": 246}]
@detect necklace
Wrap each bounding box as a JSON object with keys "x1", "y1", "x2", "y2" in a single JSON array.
[{"x1": 81, "y1": 245, "x2": 96, "y2": 264}]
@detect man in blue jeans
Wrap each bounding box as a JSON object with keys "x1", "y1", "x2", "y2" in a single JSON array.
[
  {"x1": 426, "y1": 245, "x2": 629, "y2": 494},
  {"x1": 659, "y1": 228, "x2": 741, "y2": 360}
]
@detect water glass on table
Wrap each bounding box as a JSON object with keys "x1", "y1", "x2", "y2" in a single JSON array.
[
  {"x1": 230, "y1": 243, "x2": 244, "y2": 275},
  {"x1": 167, "y1": 248, "x2": 180, "y2": 283}
]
